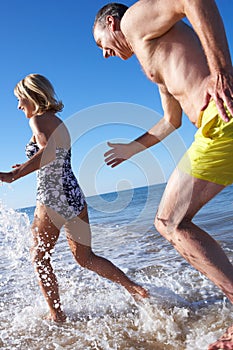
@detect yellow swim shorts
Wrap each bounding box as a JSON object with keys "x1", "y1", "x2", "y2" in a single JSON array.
[{"x1": 178, "y1": 100, "x2": 233, "y2": 186}]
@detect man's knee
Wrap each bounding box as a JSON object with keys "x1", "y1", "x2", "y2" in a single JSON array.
[
  {"x1": 154, "y1": 212, "x2": 192, "y2": 239},
  {"x1": 154, "y1": 214, "x2": 167, "y2": 235},
  {"x1": 154, "y1": 213, "x2": 178, "y2": 238}
]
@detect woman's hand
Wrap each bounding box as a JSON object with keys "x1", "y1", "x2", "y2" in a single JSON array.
[{"x1": 0, "y1": 172, "x2": 15, "y2": 183}]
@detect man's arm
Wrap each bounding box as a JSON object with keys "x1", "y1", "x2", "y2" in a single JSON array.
[
  {"x1": 123, "y1": 0, "x2": 233, "y2": 120},
  {"x1": 181, "y1": 0, "x2": 233, "y2": 120},
  {"x1": 105, "y1": 86, "x2": 182, "y2": 168},
  {"x1": 126, "y1": 0, "x2": 231, "y2": 70},
  {"x1": 181, "y1": 0, "x2": 231, "y2": 72}
]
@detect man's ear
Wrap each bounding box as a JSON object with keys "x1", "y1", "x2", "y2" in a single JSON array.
[{"x1": 105, "y1": 15, "x2": 117, "y2": 31}]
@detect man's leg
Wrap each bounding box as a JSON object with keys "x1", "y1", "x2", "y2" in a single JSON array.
[{"x1": 155, "y1": 167, "x2": 233, "y2": 302}]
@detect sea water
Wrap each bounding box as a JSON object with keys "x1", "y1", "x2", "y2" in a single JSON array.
[{"x1": 0, "y1": 183, "x2": 233, "y2": 350}]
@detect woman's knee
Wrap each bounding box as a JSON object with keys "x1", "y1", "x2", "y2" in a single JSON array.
[
  {"x1": 31, "y1": 223, "x2": 59, "y2": 265},
  {"x1": 72, "y1": 244, "x2": 94, "y2": 269},
  {"x1": 31, "y1": 245, "x2": 45, "y2": 266},
  {"x1": 79, "y1": 256, "x2": 93, "y2": 269},
  {"x1": 30, "y1": 239, "x2": 54, "y2": 267}
]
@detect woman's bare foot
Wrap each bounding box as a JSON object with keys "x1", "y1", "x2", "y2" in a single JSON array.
[
  {"x1": 126, "y1": 284, "x2": 149, "y2": 300},
  {"x1": 45, "y1": 310, "x2": 67, "y2": 323},
  {"x1": 208, "y1": 325, "x2": 233, "y2": 350}
]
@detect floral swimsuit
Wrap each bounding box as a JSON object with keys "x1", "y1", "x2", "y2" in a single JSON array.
[{"x1": 25, "y1": 140, "x2": 86, "y2": 220}]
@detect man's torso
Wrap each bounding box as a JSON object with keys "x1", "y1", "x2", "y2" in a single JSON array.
[{"x1": 123, "y1": 18, "x2": 210, "y2": 123}]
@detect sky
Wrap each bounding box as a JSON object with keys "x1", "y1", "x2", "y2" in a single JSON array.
[{"x1": 0, "y1": 0, "x2": 232, "y2": 209}]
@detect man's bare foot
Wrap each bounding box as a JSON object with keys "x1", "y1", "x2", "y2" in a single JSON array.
[
  {"x1": 45, "y1": 311, "x2": 67, "y2": 323},
  {"x1": 208, "y1": 325, "x2": 233, "y2": 350}
]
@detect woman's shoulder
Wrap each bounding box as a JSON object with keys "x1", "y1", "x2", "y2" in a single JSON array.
[{"x1": 30, "y1": 111, "x2": 60, "y2": 125}]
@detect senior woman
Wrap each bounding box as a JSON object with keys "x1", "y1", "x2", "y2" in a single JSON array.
[{"x1": 0, "y1": 74, "x2": 148, "y2": 322}]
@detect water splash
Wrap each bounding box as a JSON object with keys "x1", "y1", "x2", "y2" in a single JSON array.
[{"x1": 0, "y1": 189, "x2": 233, "y2": 349}]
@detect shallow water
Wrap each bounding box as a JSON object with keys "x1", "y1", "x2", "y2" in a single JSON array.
[{"x1": 1, "y1": 184, "x2": 233, "y2": 349}]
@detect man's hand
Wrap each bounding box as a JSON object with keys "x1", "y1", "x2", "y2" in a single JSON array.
[
  {"x1": 202, "y1": 71, "x2": 233, "y2": 122},
  {"x1": 104, "y1": 141, "x2": 134, "y2": 168}
]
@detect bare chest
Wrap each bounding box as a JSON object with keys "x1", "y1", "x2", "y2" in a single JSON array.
[{"x1": 134, "y1": 42, "x2": 164, "y2": 84}]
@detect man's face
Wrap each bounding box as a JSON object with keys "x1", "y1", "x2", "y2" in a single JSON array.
[{"x1": 93, "y1": 19, "x2": 133, "y2": 60}]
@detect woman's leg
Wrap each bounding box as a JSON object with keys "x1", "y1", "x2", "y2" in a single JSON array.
[
  {"x1": 64, "y1": 206, "x2": 148, "y2": 298},
  {"x1": 31, "y1": 204, "x2": 66, "y2": 322}
]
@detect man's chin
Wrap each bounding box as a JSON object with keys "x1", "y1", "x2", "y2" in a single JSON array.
[{"x1": 119, "y1": 54, "x2": 132, "y2": 60}]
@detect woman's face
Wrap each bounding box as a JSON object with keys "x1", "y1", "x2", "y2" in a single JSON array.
[{"x1": 17, "y1": 97, "x2": 35, "y2": 119}]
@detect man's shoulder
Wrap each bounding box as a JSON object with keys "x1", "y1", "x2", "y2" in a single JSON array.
[
  {"x1": 121, "y1": 0, "x2": 185, "y2": 42},
  {"x1": 120, "y1": 3, "x2": 136, "y2": 35}
]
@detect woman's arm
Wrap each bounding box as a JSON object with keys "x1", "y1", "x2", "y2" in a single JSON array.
[
  {"x1": 0, "y1": 142, "x2": 56, "y2": 183},
  {"x1": 0, "y1": 116, "x2": 56, "y2": 183}
]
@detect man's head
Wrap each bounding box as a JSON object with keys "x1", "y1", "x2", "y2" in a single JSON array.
[
  {"x1": 93, "y1": 3, "x2": 128, "y2": 29},
  {"x1": 93, "y1": 3, "x2": 133, "y2": 60}
]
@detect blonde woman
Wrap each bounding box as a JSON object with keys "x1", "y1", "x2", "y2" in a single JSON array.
[{"x1": 0, "y1": 74, "x2": 148, "y2": 322}]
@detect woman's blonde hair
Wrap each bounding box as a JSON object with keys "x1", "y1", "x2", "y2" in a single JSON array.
[{"x1": 14, "y1": 74, "x2": 64, "y2": 115}]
